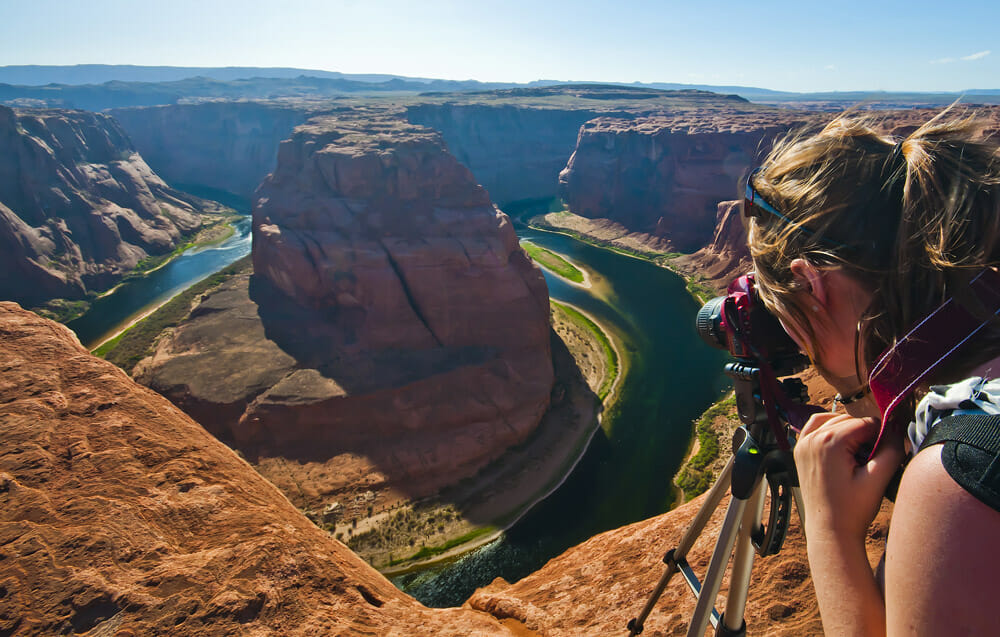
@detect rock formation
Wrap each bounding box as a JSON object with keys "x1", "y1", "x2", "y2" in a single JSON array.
[
  {"x1": 468, "y1": 490, "x2": 892, "y2": 636},
  {"x1": 558, "y1": 113, "x2": 812, "y2": 251},
  {"x1": 111, "y1": 102, "x2": 318, "y2": 201},
  {"x1": 672, "y1": 199, "x2": 753, "y2": 294},
  {"x1": 406, "y1": 103, "x2": 603, "y2": 204},
  {"x1": 3, "y1": 302, "x2": 881, "y2": 636},
  {"x1": 0, "y1": 106, "x2": 206, "y2": 307},
  {"x1": 0, "y1": 302, "x2": 519, "y2": 636},
  {"x1": 135, "y1": 115, "x2": 554, "y2": 507}
]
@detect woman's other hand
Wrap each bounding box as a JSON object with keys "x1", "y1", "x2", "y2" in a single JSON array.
[{"x1": 795, "y1": 412, "x2": 904, "y2": 542}]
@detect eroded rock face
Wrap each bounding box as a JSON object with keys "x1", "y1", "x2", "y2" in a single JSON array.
[
  {"x1": 558, "y1": 114, "x2": 810, "y2": 251},
  {"x1": 0, "y1": 303, "x2": 519, "y2": 636},
  {"x1": 406, "y1": 104, "x2": 603, "y2": 204},
  {"x1": 469, "y1": 489, "x2": 892, "y2": 636},
  {"x1": 111, "y1": 102, "x2": 317, "y2": 200},
  {"x1": 0, "y1": 106, "x2": 205, "y2": 306},
  {"x1": 672, "y1": 199, "x2": 753, "y2": 294},
  {"x1": 137, "y1": 116, "x2": 553, "y2": 505}
]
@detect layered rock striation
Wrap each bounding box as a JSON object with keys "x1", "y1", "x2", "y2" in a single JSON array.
[
  {"x1": 558, "y1": 113, "x2": 811, "y2": 251},
  {"x1": 0, "y1": 106, "x2": 206, "y2": 306},
  {"x1": 406, "y1": 103, "x2": 604, "y2": 204},
  {"x1": 0, "y1": 303, "x2": 520, "y2": 636},
  {"x1": 136, "y1": 115, "x2": 554, "y2": 504},
  {"x1": 111, "y1": 102, "x2": 318, "y2": 201}
]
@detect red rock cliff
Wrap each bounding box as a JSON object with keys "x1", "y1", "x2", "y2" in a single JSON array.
[
  {"x1": 0, "y1": 106, "x2": 206, "y2": 307},
  {"x1": 135, "y1": 115, "x2": 554, "y2": 506},
  {"x1": 558, "y1": 113, "x2": 810, "y2": 251}
]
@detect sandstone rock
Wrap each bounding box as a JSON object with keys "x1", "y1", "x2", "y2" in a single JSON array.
[
  {"x1": 0, "y1": 303, "x2": 522, "y2": 636},
  {"x1": 469, "y1": 488, "x2": 892, "y2": 636},
  {"x1": 137, "y1": 115, "x2": 554, "y2": 507},
  {"x1": 672, "y1": 199, "x2": 752, "y2": 294},
  {"x1": 0, "y1": 106, "x2": 207, "y2": 307},
  {"x1": 558, "y1": 114, "x2": 813, "y2": 251},
  {"x1": 407, "y1": 104, "x2": 602, "y2": 204}
]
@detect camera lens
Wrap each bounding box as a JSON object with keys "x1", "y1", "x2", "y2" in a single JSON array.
[{"x1": 695, "y1": 296, "x2": 728, "y2": 350}]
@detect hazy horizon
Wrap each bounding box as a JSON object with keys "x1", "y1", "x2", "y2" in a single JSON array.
[{"x1": 2, "y1": 0, "x2": 998, "y2": 93}]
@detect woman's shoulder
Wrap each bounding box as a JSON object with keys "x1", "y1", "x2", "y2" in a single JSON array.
[{"x1": 884, "y1": 443, "x2": 1000, "y2": 633}]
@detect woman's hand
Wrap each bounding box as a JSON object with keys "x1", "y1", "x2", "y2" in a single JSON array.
[
  {"x1": 794, "y1": 413, "x2": 906, "y2": 636},
  {"x1": 795, "y1": 412, "x2": 905, "y2": 543}
]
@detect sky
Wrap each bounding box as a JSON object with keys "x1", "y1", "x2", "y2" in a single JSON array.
[{"x1": 1, "y1": 0, "x2": 998, "y2": 93}]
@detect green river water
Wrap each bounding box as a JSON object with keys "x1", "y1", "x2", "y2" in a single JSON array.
[{"x1": 393, "y1": 224, "x2": 730, "y2": 606}]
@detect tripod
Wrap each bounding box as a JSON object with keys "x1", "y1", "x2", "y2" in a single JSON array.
[{"x1": 626, "y1": 362, "x2": 811, "y2": 637}]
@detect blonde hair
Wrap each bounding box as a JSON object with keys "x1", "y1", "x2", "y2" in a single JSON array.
[{"x1": 748, "y1": 106, "x2": 1000, "y2": 384}]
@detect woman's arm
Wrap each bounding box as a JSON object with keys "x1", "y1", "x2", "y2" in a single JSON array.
[
  {"x1": 794, "y1": 413, "x2": 904, "y2": 636},
  {"x1": 885, "y1": 444, "x2": 1000, "y2": 635}
]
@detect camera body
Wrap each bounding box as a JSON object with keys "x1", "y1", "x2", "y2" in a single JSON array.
[{"x1": 696, "y1": 273, "x2": 807, "y2": 377}]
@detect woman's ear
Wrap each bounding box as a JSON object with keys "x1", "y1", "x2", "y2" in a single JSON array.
[{"x1": 789, "y1": 258, "x2": 827, "y2": 308}]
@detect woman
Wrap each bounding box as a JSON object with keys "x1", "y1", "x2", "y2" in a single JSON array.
[{"x1": 744, "y1": 107, "x2": 1000, "y2": 635}]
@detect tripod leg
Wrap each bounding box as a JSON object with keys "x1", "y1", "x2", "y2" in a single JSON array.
[
  {"x1": 791, "y1": 486, "x2": 805, "y2": 529},
  {"x1": 627, "y1": 457, "x2": 735, "y2": 636},
  {"x1": 685, "y1": 493, "x2": 748, "y2": 637},
  {"x1": 716, "y1": 481, "x2": 767, "y2": 636}
]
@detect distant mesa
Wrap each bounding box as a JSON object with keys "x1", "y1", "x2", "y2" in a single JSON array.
[
  {"x1": 0, "y1": 105, "x2": 210, "y2": 309},
  {"x1": 135, "y1": 114, "x2": 554, "y2": 507}
]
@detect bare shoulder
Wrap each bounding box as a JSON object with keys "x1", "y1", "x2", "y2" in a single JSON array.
[{"x1": 884, "y1": 444, "x2": 1000, "y2": 635}]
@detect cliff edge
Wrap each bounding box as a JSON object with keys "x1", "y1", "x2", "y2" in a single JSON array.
[
  {"x1": 0, "y1": 302, "x2": 521, "y2": 636},
  {"x1": 0, "y1": 106, "x2": 209, "y2": 309}
]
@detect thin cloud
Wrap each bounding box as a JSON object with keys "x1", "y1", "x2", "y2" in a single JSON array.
[
  {"x1": 931, "y1": 50, "x2": 990, "y2": 64},
  {"x1": 962, "y1": 50, "x2": 991, "y2": 61}
]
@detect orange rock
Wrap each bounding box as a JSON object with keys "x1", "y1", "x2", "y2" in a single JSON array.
[{"x1": 0, "y1": 302, "x2": 520, "y2": 636}]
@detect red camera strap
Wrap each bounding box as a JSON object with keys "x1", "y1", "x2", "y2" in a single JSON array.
[{"x1": 868, "y1": 268, "x2": 1000, "y2": 457}]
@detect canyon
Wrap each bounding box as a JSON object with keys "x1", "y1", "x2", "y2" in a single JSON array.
[
  {"x1": 2, "y1": 303, "x2": 897, "y2": 635},
  {"x1": 133, "y1": 114, "x2": 554, "y2": 512},
  {"x1": 6, "y1": 85, "x2": 979, "y2": 634},
  {"x1": 0, "y1": 105, "x2": 216, "y2": 312}
]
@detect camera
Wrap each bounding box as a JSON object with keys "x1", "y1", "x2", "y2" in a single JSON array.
[{"x1": 695, "y1": 273, "x2": 808, "y2": 378}]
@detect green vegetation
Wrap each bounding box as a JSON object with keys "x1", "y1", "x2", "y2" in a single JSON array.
[
  {"x1": 552, "y1": 300, "x2": 619, "y2": 400},
  {"x1": 95, "y1": 255, "x2": 252, "y2": 371},
  {"x1": 386, "y1": 527, "x2": 496, "y2": 566},
  {"x1": 31, "y1": 297, "x2": 94, "y2": 323},
  {"x1": 683, "y1": 274, "x2": 716, "y2": 304},
  {"x1": 674, "y1": 393, "x2": 737, "y2": 501},
  {"x1": 129, "y1": 218, "x2": 237, "y2": 277},
  {"x1": 521, "y1": 240, "x2": 585, "y2": 283}
]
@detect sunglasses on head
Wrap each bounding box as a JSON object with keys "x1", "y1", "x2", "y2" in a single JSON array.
[{"x1": 743, "y1": 167, "x2": 849, "y2": 249}]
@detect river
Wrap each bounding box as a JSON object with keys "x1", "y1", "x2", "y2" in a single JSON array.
[
  {"x1": 67, "y1": 217, "x2": 253, "y2": 349},
  {"x1": 64, "y1": 211, "x2": 730, "y2": 609},
  {"x1": 392, "y1": 225, "x2": 730, "y2": 606}
]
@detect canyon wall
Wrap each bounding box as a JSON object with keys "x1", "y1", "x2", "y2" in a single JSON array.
[
  {"x1": 406, "y1": 103, "x2": 606, "y2": 204},
  {"x1": 135, "y1": 115, "x2": 554, "y2": 505},
  {"x1": 110, "y1": 102, "x2": 318, "y2": 201},
  {"x1": 558, "y1": 113, "x2": 809, "y2": 252},
  {"x1": 0, "y1": 106, "x2": 206, "y2": 307}
]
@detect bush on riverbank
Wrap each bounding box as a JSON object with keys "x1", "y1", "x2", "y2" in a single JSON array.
[{"x1": 675, "y1": 393, "x2": 737, "y2": 501}]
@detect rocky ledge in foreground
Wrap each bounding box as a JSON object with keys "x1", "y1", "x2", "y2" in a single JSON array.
[
  {"x1": 0, "y1": 106, "x2": 213, "y2": 310},
  {"x1": 0, "y1": 303, "x2": 519, "y2": 636},
  {"x1": 135, "y1": 115, "x2": 554, "y2": 509},
  {"x1": 2, "y1": 304, "x2": 891, "y2": 635}
]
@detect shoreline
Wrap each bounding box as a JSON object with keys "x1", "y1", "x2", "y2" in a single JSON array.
[
  {"x1": 374, "y1": 300, "x2": 627, "y2": 575},
  {"x1": 84, "y1": 220, "x2": 245, "y2": 351}
]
